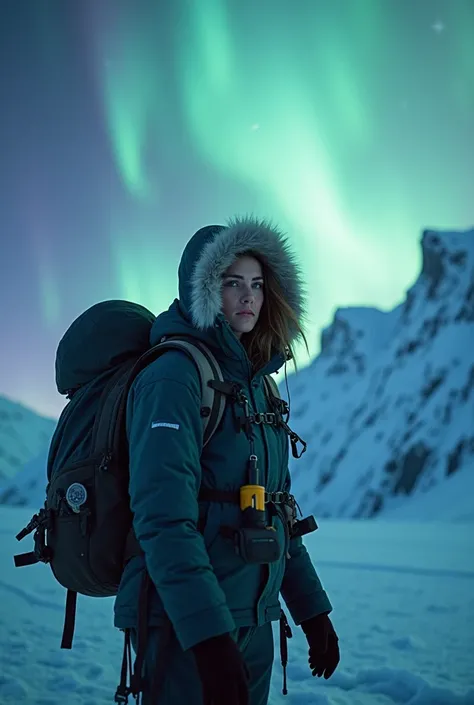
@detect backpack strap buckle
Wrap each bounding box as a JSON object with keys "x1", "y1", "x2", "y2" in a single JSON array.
[
  {"x1": 114, "y1": 687, "x2": 131, "y2": 704},
  {"x1": 265, "y1": 491, "x2": 289, "y2": 504},
  {"x1": 207, "y1": 379, "x2": 239, "y2": 397},
  {"x1": 15, "y1": 506, "x2": 49, "y2": 542},
  {"x1": 33, "y1": 522, "x2": 53, "y2": 564},
  {"x1": 253, "y1": 412, "x2": 277, "y2": 425},
  {"x1": 14, "y1": 508, "x2": 53, "y2": 567}
]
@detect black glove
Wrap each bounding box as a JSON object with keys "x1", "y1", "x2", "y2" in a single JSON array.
[
  {"x1": 301, "y1": 612, "x2": 340, "y2": 679},
  {"x1": 191, "y1": 632, "x2": 250, "y2": 705}
]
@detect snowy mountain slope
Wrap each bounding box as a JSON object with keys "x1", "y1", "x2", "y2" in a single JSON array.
[
  {"x1": 0, "y1": 448, "x2": 48, "y2": 507},
  {"x1": 283, "y1": 228, "x2": 474, "y2": 519},
  {"x1": 375, "y1": 460, "x2": 474, "y2": 522},
  {"x1": 0, "y1": 396, "x2": 56, "y2": 487}
]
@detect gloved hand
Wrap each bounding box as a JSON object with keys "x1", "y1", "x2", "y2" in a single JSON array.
[
  {"x1": 301, "y1": 612, "x2": 340, "y2": 679},
  {"x1": 191, "y1": 632, "x2": 250, "y2": 705}
]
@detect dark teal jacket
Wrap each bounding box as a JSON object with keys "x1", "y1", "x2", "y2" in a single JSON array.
[{"x1": 114, "y1": 218, "x2": 332, "y2": 651}]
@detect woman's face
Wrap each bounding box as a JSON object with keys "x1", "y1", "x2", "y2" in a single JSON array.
[{"x1": 221, "y1": 255, "x2": 264, "y2": 339}]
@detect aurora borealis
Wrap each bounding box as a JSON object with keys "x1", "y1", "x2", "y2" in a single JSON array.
[{"x1": 0, "y1": 0, "x2": 473, "y2": 418}]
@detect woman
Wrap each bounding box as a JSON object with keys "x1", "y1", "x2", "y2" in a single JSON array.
[{"x1": 114, "y1": 216, "x2": 340, "y2": 705}]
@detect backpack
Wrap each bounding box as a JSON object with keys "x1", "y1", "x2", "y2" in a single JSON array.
[{"x1": 13, "y1": 300, "x2": 282, "y2": 652}]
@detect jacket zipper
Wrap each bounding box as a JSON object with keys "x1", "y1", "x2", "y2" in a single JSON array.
[
  {"x1": 99, "y1": 452, "x2": 113, "y2": 471},
  {"x1": 249, "y1": 380, "x2": 284, "y2": 616}
]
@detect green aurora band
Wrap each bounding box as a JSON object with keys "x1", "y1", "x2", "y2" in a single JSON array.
[{"x1": 92, "y1": 1, "x2": 473, "y2": 369}]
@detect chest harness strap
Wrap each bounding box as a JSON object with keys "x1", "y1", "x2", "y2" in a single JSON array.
[{"x1": 199, "y1": 380, "x2": 317, "y2": 696}]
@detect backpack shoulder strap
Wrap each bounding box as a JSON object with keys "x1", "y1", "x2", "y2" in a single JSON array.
[
  {"x1": 90, "y1": 337, "x2": 226, "y2": 457},
  {"x1": 157, "y1": 337, "x2": 226, "y2": 447},
  {"x1": 263, "y1": 374, "x2": 281, "y2": 403}
]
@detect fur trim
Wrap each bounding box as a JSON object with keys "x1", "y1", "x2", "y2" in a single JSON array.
[{"x1": 189, "y1": 215, "x2": 307, "y2": 341}]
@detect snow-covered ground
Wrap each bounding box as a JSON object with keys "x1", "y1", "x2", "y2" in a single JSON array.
[{"x1": 1, "y1": 506, "x2": 473, "y2": 705}]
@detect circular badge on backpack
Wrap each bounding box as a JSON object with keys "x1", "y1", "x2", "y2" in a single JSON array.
[{"x1": 65, "y1": 483, "x2": 88, "y2": 513}]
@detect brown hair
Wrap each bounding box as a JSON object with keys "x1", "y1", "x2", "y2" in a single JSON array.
[{"x1": 239, "y1": 252, "x2": 309, "y2": 372}]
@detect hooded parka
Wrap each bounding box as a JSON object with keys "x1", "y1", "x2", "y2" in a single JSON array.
[{"x1": 113, "y1": 217, "x2": 332, "y2": 701}]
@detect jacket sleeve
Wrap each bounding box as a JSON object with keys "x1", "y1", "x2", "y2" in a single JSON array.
[
  {"x1": 279, "y1": 468, "x2": 333, "y2": 625},
  {"x1": 126, "y1": 352, "x2": 236, "y2": 651}
]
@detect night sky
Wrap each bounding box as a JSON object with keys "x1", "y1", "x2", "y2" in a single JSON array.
[{"x1": 1, "y1": 0, "x2": 473, "y2": 419}]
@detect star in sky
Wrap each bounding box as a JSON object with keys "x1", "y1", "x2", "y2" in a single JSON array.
[{"x1": 432, "y1": 20, "x2": 445, "y2": 34}]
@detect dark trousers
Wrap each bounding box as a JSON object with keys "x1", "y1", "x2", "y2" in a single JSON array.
[{"x1": 131, "y1": 621, "x2": 274, "y2": 705}]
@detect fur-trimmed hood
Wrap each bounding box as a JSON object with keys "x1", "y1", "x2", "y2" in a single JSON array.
[{"x1": 177, "y1": 216, "x2": 307, "y2": 344}]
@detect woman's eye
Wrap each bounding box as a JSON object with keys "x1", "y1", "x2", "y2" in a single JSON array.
[{"x1": 223, "y1": 280, "x2": 263, "y2": 288}]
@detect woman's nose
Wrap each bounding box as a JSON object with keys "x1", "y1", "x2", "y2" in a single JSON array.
[{"x1": 241, "y1": 289, "x2": 254, "y2": 302}]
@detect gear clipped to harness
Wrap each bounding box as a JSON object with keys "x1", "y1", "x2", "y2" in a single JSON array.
[
  {"x1": 218, "y1": 380, "x2": 318, "y2": 563},
  {"x1": 220, "y1": 386, "x2": 281, "y2": 564},
  {"x1": 234, "y1": 452, "x2": 281, "y2": 564}
]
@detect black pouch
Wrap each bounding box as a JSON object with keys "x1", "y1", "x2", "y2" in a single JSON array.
[
  {"x1": 236, "y1": 527, "x2": 282, "y2": 564},
  {"x1": 221, "y1": 525, "x2": 282, "y2": 564}
]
